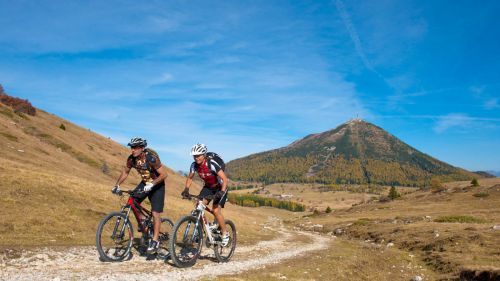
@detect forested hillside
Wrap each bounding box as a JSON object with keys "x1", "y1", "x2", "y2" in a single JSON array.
[{"x1": 226, "y1": 119, "x2": 479, "y2": 186}]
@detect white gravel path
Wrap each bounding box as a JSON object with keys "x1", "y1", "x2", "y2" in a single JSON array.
[{"x1": 0, "y1": 217, "x2": 329, "y2": 281}]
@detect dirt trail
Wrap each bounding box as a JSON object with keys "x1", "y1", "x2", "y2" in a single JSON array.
[{"x1": 0, "y1": 217, "x2": 329, "y2": 281}]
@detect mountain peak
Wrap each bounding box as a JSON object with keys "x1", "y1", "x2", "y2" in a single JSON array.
[{"x1": 227, "y1": 120, "x2": 477, "y2": 186}]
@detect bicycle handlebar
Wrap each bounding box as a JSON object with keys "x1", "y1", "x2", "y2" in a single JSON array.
[
  {"x1": 183, "y1": 193, "x2": 215, "y2": 200},
  {"x1": 117, "y1": 189, "x2": 146, "y2": 196}
]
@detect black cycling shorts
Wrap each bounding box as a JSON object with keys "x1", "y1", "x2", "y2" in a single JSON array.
[
  {"x1": 199, "y1": 185, "x2": 228, "y2": 208},
  {"x1": 133, "y1": 181, "x2": 165, "y2": 213}
]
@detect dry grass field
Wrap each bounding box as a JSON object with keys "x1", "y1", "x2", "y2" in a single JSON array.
[
  {"x1": 215, "y1": 238, "x2": 440, "y2": 281},
  {"x1": 276, "y1": 178, "x2": 500, "y2": 280},
  {"x1": 232, "y1": 182, "x2": 403, "y2": 211},
  {"x1": 0, "y1": 103, "x2": 276, "y2": 249}
]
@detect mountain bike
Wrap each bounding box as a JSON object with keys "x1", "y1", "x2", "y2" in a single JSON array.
[
  {"x1": 169, "y1": 193, "x2": 237, "y2": 268},
  {"x1": 96, "y1": 189, "x2": 173, "y2": 262}
]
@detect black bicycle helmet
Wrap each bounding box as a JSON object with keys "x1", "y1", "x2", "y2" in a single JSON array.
[{"x1": 127, "y1": 137, "x2": 147, "y2": 147}]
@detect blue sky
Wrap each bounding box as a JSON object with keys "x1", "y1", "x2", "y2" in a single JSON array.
[{"x1": 1, "y1": 0, "x2": 499, "y2": 172}]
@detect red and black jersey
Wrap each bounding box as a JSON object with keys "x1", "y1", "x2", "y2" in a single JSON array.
[
  {"x1": 127, "y1": 149, "x2": 162, "y2": 183},
  {"x1": 190, "y1": 158, "x2": 223, "y2": 188}
]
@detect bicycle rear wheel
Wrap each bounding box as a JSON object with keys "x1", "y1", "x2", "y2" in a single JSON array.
[
  {"x1": 157, "y1": 218, "x2": 174, "y2": 259},
  {"x1": 96, "y1": 212, "x2": 134, "y2": 262},
  {"x1": 214, "y1": 219, "x2": 237, "y2": 262},
  {"x1": 169, "y1": 215, "x2": 203, "y2": 267}
]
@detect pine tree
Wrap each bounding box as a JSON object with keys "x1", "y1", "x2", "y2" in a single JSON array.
[
  {"x1": 388, "y1": 186, "x2": 400, "y2": 200},
  {"x1": 471, "y1": 178, "x2": 479, "y2": 187}
]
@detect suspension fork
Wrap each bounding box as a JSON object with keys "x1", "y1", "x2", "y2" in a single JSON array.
[
  {"x1": 112, "y1": 205, "x2": 132, "y2": 239},
  {"x1": 184, "y1": 213, "x2": 204, "y2": 242}
]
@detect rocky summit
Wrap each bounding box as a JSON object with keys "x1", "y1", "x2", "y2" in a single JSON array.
[{"x1": 226, "y1": 119, "x2": 478, "y2": 186}]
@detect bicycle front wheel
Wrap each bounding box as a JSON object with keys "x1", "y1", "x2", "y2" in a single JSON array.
[
  {"x1": 96, "y1": 212, "x2": 134, "y2": 262},
  {"x1": 169, "y1": 215, "x2": 203, "y2": 268},
  {"x1": 157, "y1": 217, "x2": 174, "y2": 260},
  {"x1": 214, "y1": 219, "x2": 237, "y2": 262}
]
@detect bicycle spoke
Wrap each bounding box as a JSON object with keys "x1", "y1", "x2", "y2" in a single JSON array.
[
  {"x1": 157, "y1": 218, "x2": 174, "y2": 259},
  {"x1": 96, "y1": 213, "x2": 133, "y2": 262},
  {"x1": 169, "y1": 216, "x2": 203, "y2": 267},
  {"x1": 214, "y1": 219, "x2": 237, "y2": 262}
]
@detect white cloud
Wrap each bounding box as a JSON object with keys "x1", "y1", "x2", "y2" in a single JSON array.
[
  {"x1": 433, "y1": 114, "x2": 500, "y2": 133},
  {"x1": 469, "y1": 85, "x2": 485, "y2": 97},
  {"x1": 151, "y1": 73, "x2": 174, "y2": 85},
  {"x1": 433, "y1": 113, "x2": 472, "y2": 133},
  {"x1": 335, "y1": 0, "x2": 375, "y2": 72},
  {"x1": 484, "y1": 98, "x2": 499, "y2": 109}
]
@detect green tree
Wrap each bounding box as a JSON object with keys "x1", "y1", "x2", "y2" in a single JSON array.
[
  {"x1": 388, "y1": 186, "x2": 400, "y2": 200},
  {"x1": 471, "y1": 178, "x2": 479, "y2": 187},
  {"x1": 430, "y1": 178, "x2": 445, "y2": 193}
]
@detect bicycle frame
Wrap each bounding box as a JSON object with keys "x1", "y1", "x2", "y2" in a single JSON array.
[
  {"x1": 107, "y1": 192, "x2": 148, "y2": 242},
  {"x1": 97, "y1": 189, "x2": 175, "y2": 262},
  {"x1": 121, "y1": 194, "x2": 152, "y2": 234},
  {"x1": 189, "y1": 197, "x2": 220, "y2": 246}
]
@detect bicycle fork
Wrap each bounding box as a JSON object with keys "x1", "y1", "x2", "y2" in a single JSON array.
[{"x1": 112, "y1": 208, "x2": 132, "y2": 240}]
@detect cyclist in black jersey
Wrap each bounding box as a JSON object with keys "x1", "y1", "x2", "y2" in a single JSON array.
[{"x1": 111, "y1": 137, "x2": 168, "y2": 254}]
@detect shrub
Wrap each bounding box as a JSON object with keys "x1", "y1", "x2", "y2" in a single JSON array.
[
  {"x1": 325, "y1": 206, "x2": 332, "y2": 213},
  {"x1": 434, "y1": 215, "x2": 486, "y2": 223},
  {"x1": 0, "y1": 91, "x2": 36, "y2": 116},
  {"x1": 471, "y1": 178, "x2": 479, "y2": 187},
  {"x1": 101, "y1": 162, "x2": 110, "y2": 174},
  {"x1": 473, "y1": 192, "x2": 489, "y2": 198},
  {"x1": 430, "y1": 178, "x2": 445, "y2": 193},
  {"x1": 353, "y1": 218, "x2": 371, "y2": 226},
  {"x1": 388, "y1": 186, "x2": 400, "y2": 200},
  {"x1": 228, "y1": 193, "x2": 305, "y2": 212},
  {"x1": 59, "y1": 123, "x2": 66, "y2": 130},
  {"x1": 378, "y1": 195, "x2": 391, "y2": 203}
]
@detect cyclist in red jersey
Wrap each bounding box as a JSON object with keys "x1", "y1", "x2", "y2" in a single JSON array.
[
  {"x1": 111, "y1": 137, "x2": 168, "y2": 254},
  {"x1": 182, "y1": 143, "x2": 230, "y2": 246}
]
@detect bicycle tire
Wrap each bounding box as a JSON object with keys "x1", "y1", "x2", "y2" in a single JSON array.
[
  {"x1": 96, "y1": 212, "x2": 134, "y2": 262},
  {"x1": 157, "y1": 218, "x2": 174, "y2": 259},
  {"x1": 169, "y1": 215, "x2": 203, "y2": 268},
  {"x1": 214, "y1": 219, "x2": 237, "y2": 262}
]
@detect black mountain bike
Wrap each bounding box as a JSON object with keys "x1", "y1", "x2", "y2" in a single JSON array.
[
  {"x1": 96, "y1": 190, "x2": 173, "y2": 261},
  {"x1": 169, "y1": 193, "x2": 237, "y2": 268}
]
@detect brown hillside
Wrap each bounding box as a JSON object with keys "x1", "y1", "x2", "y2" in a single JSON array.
[
  {"x1": 0, "y1": 101, "x2": 274, "y2": 248},
  {"x1": 0, "y1": 102, "x2": 190, "y2": 246},
  {"x1": 287, "y1": 178, "x2": 500, "y2": 280}
]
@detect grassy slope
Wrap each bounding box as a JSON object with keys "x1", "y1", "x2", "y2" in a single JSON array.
[
  {"x1": 0, "y1": 103, "x2": 273, "y2": 247},
  {"x1": 281, "y1": 178, "x2": 500, "y2": 280},
  {"x1": 224, "y1": 179, "x2": 498, "y2": 279},
  {"x1": 216, "y1": 239, "x2": 439, "y2": 281}
]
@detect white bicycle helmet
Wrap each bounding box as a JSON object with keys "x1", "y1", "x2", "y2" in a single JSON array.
[
  {"x1": 190, "y1": 143, "x2": 207, "y2": 156},
  {"x1": 128, "y1": 137, "x2": 147, "y2": 147}
]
